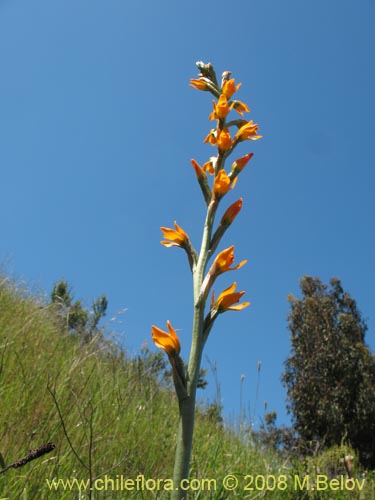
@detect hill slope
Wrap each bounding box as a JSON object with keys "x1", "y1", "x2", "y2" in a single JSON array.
[{"x1": 0, "y1": 278, "x2": 373, "y2": 499}]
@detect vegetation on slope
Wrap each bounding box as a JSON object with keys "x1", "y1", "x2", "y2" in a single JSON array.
[{"x1": 0, "y1": 277, "x2": 374, "y2": 499}]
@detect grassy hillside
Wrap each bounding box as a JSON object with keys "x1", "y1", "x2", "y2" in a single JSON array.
[{"x1": 0, "y1": 277, "x2": 374, "y2": 499}]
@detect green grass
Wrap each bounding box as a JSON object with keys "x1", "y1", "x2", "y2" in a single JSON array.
[{"x1": 0, "y1": 277, "x2": 374, "y2": 499}]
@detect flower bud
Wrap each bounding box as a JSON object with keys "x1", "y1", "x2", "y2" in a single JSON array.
[{"x1": 222, "y1": 198, "x2": 243, "y2": 225}]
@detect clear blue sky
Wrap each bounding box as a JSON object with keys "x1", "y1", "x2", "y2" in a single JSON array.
[{"x1": 1, "y1": 0, "x2": 374, "y2": 428}]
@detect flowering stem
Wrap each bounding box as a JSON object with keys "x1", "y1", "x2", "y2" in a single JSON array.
[{"x1": 153, "y1": 62, "x2": 260, "y2": 499}]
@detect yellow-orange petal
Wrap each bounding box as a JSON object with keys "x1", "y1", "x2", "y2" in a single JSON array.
[
  {"x1": 217, "y1": 128, "x2": 232, "y2": 151},
  {"x1": 214, "y1": 245, "x2": 235, "y2": 272},
  {"x1": 233, "y1": 259, "x2": 247, "y2": 271},
  {"x1": 217, "y1": 94, "x2": 230, "y2": 119},
  {"x1": 222, "y1": 79, "x2": 242, "y2": 99},
  {"x1": 209, "y1": 94, "x2": 232, "y2": 120},
  {"x1": 189, "y1": 78, "x2": 208, "y2": 91},
  {"x1": 214, "y1": 169, "x2": 231, "y2": 196},
  {"x1": 160, "y1": 221, "x2": 189, "y2": 247},
  {"x1": 235, "y1": 121, "x2": 261, "y2": 141},
  {"x1": 202, "y1": 158, "x2": 216, "y2": 175},
  {"x1": 227, "y1": 301, "x2": 250, "y2": 311},
  {"x1": 152, "y1": 320, "x2": 181, "y2": 356},
  {"x1": 216, "y1": 282, "x2": 237, "y2": 301},
  {"x1": 233, "y1": 100, "x2": 250, "y2": 116},
  {"x1": 215, "y1": 282, "x2": 250, "y2": 312},
  {"x1": 211, "y1": 246, "x2": 247, "y2": 276},
  {"x1": 203, "y1": 129, "x2": 217, "y2": 146}
]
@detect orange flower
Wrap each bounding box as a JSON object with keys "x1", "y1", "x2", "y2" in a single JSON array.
[
  {"x1": 189, "y1": 78, "x2": 209, "y2": 91},
  {"x1": 152, "y1": 321, "x2": 181, "y2": 356},
  {"x1": 217, "y1": 128, "x2": 232, "y2": 151},
  {"x1": 212, "y1": 245, "x2": 247, "y2": 275},
  {"x1": 203, "y1": 129, "x2": 217, "y2": 146},
  {"x1": 231, "y1": 153, "x2": 254, "y2": 173},
  {"x1": 160, "y1": 222, "x2": 189, "y2": 248},
  {"x1": 203, "y1": 157, "x2": 216, "y2": 175},
  {"x1": 233, "y1": 100, "x2": 250, "y2": 116},
  {"x1": 212, "y1": 282, "x2": 250, "y2": 312},
  {"x1": 213, "y1": 169, "x2": 237, "y2": 196},
  {"x1": 222, "y1": 198, "x2": 243, "y2": 224},
  {"x1": 235, "y1": 121, "x2": 262, "y2": 141},
  {"x1": 222, "y1": 78, "x2": 242, "y2": 99},
  {"x1": 209, "y1": 94, "x2": 232, "y2": 120}
]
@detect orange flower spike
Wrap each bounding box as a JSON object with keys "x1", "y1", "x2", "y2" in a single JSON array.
[
  {"x1": 215, "y1": 282, "x2": 250, "y2": 312},
  {"x1": 212, "y1": 245, "x2": 247, "y2": 275},
  {"x1": 222, "y1": 78, "x2": 242, "y2": 99},
  {"x1": 209, "y1": 94, "x2": 232, "y2": 120},
  {"x1": 232, "y1": 153, "x2": 254, "y2": 173},
  {"x1": 189, "y1": 78, "x2": 209, "y2": 91},
  {"x1": 217, "y1": 128, "x2": 232, "y2": 151},
  {"x1": 222, "y1": 198, "x2": 243, "y2": 224},
  {"x1": 235, "y1": 121, "x2": 262, "y2": 141},
  {"x1": 152, "y1": 321, "x2": 181, "y2": 356},
  {"x1": 233, "y1": 100, "x2": 250, "y2": 116},
  {"x1": 160, "y1": 221, "x2": 189, "y2": 248},
  {"x1": 213, "y1": 169, "x2": 231, "y2": 196}
]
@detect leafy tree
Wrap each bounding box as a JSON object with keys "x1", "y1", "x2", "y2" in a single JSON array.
[
  {"x1": 51, "y1": 279, "x2": 72, "y2": 308},
  {"x1": 282, "y1": 276, "x2": 375, "y2": 468},
  {"x1": 253, "y1": 411, "x2": 297, "y2": 455},
  {"x1": 51, "y1": 279, "x2": 107, "y2": 340}
]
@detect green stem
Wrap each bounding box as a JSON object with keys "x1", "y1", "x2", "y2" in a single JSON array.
[
  {"x1": 171, "y1": 308, "x2": 204, "y2": 500},
  {"x1": 171, "y1": 200, "x2": 218, "y2": 500}
]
